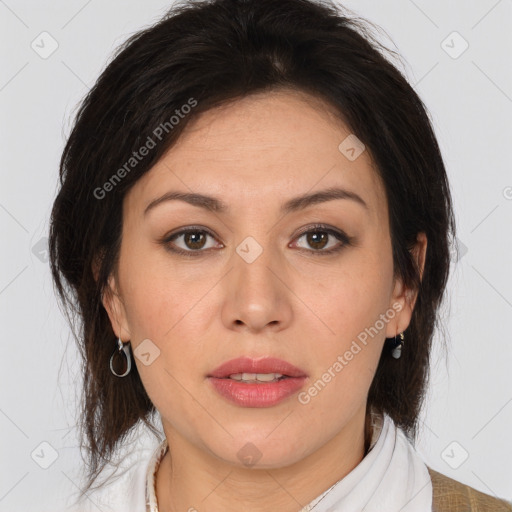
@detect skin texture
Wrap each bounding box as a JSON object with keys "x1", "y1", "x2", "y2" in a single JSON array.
[{"x1": 102, "y1": 89, "x2": 427, "y2": 511}]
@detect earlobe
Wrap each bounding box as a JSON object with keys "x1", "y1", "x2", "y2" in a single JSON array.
[
  {"x1": 386, "y1": 232, "x2": 428, "y2": 337},
  {"x1": 92, "y1": 250, "x2": 130, "y2": 340},
  {"x1": 386, "y1": 277, "x2": 414, "y2": 339},
  {"x1": 101, "y1": 274, "x2": 130, "y2": 341},
  {"x1": 390, "y1": 276, "x2": 408, "y2": 316}
]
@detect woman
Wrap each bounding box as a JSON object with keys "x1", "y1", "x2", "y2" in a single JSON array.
[{"x1": 48, "y1": 0, "x2": 512, "y2": 510}]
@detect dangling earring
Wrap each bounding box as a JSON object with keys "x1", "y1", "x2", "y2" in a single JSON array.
[
  {"x1": 391, "y1": 332, "x2": 404, "y2": 359},
  {"x1": 109, "y1": 337, "x2": 132, "y2": 377}
]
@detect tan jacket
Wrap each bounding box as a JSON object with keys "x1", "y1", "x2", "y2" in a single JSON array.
[{"x1": 428, "y1": 466, "x2": 512, "y2": 511}]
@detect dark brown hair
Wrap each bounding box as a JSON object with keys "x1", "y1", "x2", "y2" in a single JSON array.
[{"x1": 49, "y1": 0, "x2": 456, "y2": 496}]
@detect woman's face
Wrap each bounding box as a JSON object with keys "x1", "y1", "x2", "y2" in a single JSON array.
[{"x1": 103, "y1": 89, "x2": 425, "y2": 469}]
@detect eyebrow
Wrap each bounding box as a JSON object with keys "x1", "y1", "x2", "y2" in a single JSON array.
[{"x1": 143, "y1": 186, "x2": 369, "y2": 217}]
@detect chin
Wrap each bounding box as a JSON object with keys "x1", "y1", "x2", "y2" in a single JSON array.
[{"x1": 205, "y1": 434, "x2": 311, "y2": 470}]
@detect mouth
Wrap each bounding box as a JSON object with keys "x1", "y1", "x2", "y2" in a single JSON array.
[{"x1": 207, "y1": 356, "x2": 308, "y2": 407}]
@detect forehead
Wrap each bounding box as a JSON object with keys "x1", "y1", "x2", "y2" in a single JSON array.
[{"x1": 125, "y1": 89, "x2": 387, "y2": 220}]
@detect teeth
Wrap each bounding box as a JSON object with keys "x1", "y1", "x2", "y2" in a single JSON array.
[{"x1": 229, "y1": 373, "x2": 284, "y2": 382}]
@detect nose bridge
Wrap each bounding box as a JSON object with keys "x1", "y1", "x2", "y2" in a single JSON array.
[
  {"x1": 222, "y1": 231, "x2": 292, "y2": 332},
  {"x1": 233, "y1": 232, "x2": 279, "y2": 294}
]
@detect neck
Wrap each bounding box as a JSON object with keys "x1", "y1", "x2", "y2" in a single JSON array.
[{"x1": 155, "y1": 406, "x2": 370, "y2": 512}]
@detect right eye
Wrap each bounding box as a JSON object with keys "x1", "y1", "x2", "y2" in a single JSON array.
[{"x1": 161, "y1": 227, "x2": 223, "y2": 256}]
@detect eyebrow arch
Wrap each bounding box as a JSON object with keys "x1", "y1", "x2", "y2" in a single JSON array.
[{"x1": 143, "y1": 186, "x2": 368, "y2": 217}]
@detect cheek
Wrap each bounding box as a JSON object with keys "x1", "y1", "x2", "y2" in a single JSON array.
[
  {"x1": 299, "y1": 254, "x2": 391, "y2": 397},
  {"x1": 306, "y1": 252, "x2": 393, "y2": 339},
  {"x1": 119, "y1": 262, "x2": 212, "y2": 414},
  {"x1": 118, "y1": 239, "x2": 198, "y2": 336},
  {"x1": 118, "y1": 252, "x2": 215, "y2": 381}
]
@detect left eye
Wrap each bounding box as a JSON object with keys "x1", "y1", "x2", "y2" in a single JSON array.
[{"x1": 292, "y1": 226, "x2": 349, "y2": 254}]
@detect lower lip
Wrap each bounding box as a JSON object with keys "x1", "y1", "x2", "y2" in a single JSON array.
[{"x1": 207, "y1": 377, "x2": 307, "y2": 407}]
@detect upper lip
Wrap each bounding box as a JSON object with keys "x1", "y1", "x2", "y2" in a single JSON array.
[{"x1": 208, "y1": 356, "x2": 308, "y2": 378}]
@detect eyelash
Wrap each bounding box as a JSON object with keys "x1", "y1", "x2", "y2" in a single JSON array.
[{"x1": 159, "y1": 223, "x2": 352, "y2": 257}]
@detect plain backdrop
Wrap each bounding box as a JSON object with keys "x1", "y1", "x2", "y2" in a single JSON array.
[{"x1": 1, "y1": 0, "x2": 511, "y2": 510}]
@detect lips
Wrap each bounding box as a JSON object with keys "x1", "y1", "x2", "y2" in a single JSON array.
[
  {"x1": 207, "y1": 356, "x2": 307, "y2": 379},
  {"x1": 207, "y1": 356, "x2": 308, "y2": 407}
]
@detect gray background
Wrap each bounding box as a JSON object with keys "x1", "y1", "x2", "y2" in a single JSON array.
[{"x1": 1, "y1": 0, "x2": 511, "y2": 510}]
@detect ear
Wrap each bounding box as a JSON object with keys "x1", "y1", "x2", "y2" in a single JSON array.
[
  {"x1": 102, "y1": 274, "x2": 131, "y2": 341},
  {"x1": 385, "y1": 232, "x2": 427, "y2": 337},
  {"x1": 92, "y1": 251, "x2": 131, "y2": 341}
]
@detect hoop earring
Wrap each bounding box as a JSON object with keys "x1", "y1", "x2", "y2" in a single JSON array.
[
  {"x1": 109, "y1": 337, "x2": 132, "y2": 377},
  {"x1": 391, "y1": 332, "x2": 404, "y2": 359}
]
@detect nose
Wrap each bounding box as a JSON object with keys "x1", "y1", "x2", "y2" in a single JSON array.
[{"x1": 220, "y1": 238, "x2": 293, "y2": 334}]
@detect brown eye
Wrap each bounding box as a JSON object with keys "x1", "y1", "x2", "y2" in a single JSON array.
[
  {"x1": 163, "y1": 228, "x2": 221, "y2": 255},
  {"x1": 292, "y1": 225, "x2": 351, "y2": 255}
]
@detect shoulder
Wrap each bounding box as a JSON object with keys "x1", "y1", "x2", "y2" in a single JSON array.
[
  {"x1": 66, "y1": 441, "x2": 158, "y2": 512},
  {"x1": 427, "y1": 466, "x2": 512, "y2": 512}
]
